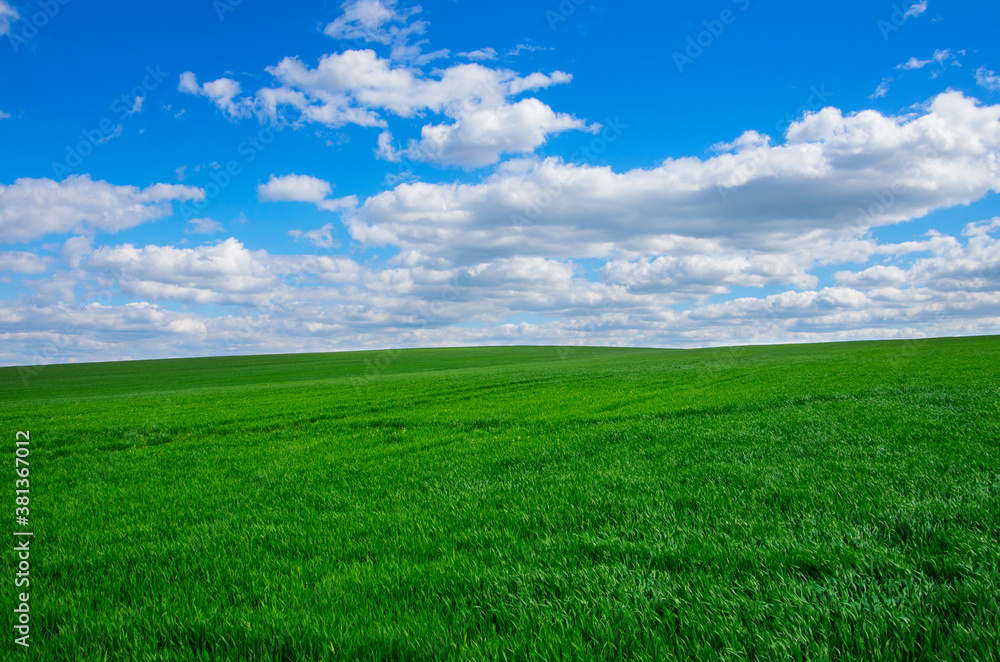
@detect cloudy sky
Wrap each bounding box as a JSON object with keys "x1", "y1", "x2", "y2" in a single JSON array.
[{"x1": 2, "y1": 0, "x2": 1000, "y2": 366}]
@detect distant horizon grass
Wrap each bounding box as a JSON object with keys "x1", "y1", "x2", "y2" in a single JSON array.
[{"x1": 3, "y1": 336, "x2": 999, "y2": 660}]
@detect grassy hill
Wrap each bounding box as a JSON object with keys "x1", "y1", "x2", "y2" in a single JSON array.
[{"x1": 2, "y1": 338, "x2": 999, "y2": 660}]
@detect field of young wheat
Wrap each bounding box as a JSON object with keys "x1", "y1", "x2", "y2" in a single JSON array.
[{"x1": 2, "y1": 337, "x2": 998, "y2": 660}]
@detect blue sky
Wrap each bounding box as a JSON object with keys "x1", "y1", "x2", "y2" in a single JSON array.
[{"x1": 2, "y1": 0, "x2": 1000, "y2": 365}]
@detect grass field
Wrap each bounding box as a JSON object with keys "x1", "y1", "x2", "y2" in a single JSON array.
[{"x1": 3, "y1": 337, "x2": 999, "y2": 660}]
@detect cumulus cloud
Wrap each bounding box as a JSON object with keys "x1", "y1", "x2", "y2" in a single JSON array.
[
  {"x1": 391, "y1": 97, "x2": 598, "y2": 168},
  {"x1": 180, "y1": 2, "x2": 593, "y2": 167},
  {"x1": 254, "y1": 49, "x2": 587, "y2": 166},
  {"x1": 0, "y1": 175, "x2": 204, "y2": 243},
  {"x1": 347, "y1": 92, "x2": 1000, "y2": 268},
  {"x1": 603, "y1": 253, "x2": 818, "y2": 296},
  {"x1": 9, "y1": 229, "x2": 1000, "y2": 367},
  {"x1": 264, "y1": 49, "x2": 569, "y2": 117},
  {"x1": 12, "y1": 2, "x2": 1000, "y2": 367},
  {"x1": 905, "y1": 218, "x2": 1000, "y2": 291},
  {"x1": 178, "y1": 72, "x2": 254, "y2": 119},
  {"x1": 833, "y1": 265, "x2": 909, "y2": 288},
  {"x1": 258, "y1": 173, "x2": 333, "y2": 203},
  {"x1": 0, "y1": 251, "x2": 48, "y2": 274},
  {"x1": 830, "y1": 218, "x2": 1000, "y2": 300},
  {"x1": 7, "y1": 217, "x2": 1000, "y2": 366},
  {"x1": 76, "y1": 237, "x2": 367, "y2": 309},
  {"x1": 257, "y1": 174, "x2": 358, "y2": 211},
  {"x1": 85, "y1": 238, "x2": 279, "y2": 306}
]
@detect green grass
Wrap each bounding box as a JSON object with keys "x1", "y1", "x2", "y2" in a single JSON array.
[{"x1": 2, "y1": 337, "x2": 999, "y2": 660}]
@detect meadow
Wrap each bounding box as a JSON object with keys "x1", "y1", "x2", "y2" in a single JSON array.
[{"x1": 2, "y1": 337, "x2": 999, "y2": 660}]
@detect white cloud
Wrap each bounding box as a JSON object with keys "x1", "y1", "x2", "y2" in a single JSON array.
[
  {"x1": 0, "y1": 110, "x2": 11, "y2": 120},
  {"x1": 394, "y1": 97, "x2": 598, "y2": 168},
  {"x1": 603, "y1": 253, "x2": 818, "y2": 296},
  {"x1": 458, "y1": 48, "x2": 497, "y2": 61},
  {"x1": 313, "y1": 198, "x2": 358, "y2": 212},
  {"x1": 905, "y1": 218, "x2": 1000, "y2": 290},
  {"x1": 904, "y1": 1, "x2": 928, "y2": 18},
  {"x1": 262, "y1": 50, "x2": 574, "y2": 121},
  {"x1": 976, "y1": 67, "x2": 1000, "y2": 92},
  {"x1": 10, "y1": 234, "x2": 1000, "y2": 367},
  {"x1": 833, "y1": 265, "x2": 908, "y2": 288},
  {"x1": 61, "y1": 235, "x2": 94, "y2": 269},
  {"x1": 178, "y1": 72, "x2": 253, "y2": 119},
  {"x1": 98, "y1": 124, "x2": 123, "y2": 145},
  {"x1": 85, "y1": 238, "x2": 279, "y2": 305},
  {"x1": 183, "y1": 6, "x2": 591, "y2": 168},
  {"x1": 898, "y1": 57, "x2": 928, "y2": 70},
  {"x1": 507, "y1": 44, "x2": 549, "y2": 57},
  {"x1": 0, "y1": 0, "x2": 17, "y2": 36},
  {"x1": 897, "y1": 49, "x2": 957, "y2": 70},
  {"x1": 711, "y1": 129, "x2": 769, "y2": 153},
  {"x1": 74, "y1": 238, "x2": 366, "y2": 310},
  {"x1": 258, "y1": 173, "x2": 333, "y2": 203},
  {"x1": 7, "y1": 218, "x2": 1000, "y2": 366},
  {"x1": 870, "y1": 78, "x2": 892, "y2": 99},
  {"x1": 130, "y1": 96, "x2": 144, "y2": 115},
  {"x1": 323, "y1": 0, "x2": 404, "y2": 44},
  {"x1": 508, "y1": 71, "x2": 573, "y2": 95},
  {"x1": 0, "y1": 298, "x2": 258, "y2": 366},
  {"x1": 257, "y1": 173, "x2": 358, "y2": 211},
  {"x1": 323, "y1": 0, "x2": 420, "y2": 47},
  {"x1": 289, "y1": 223, "x2": 340, "y2": 249},
  {"x1": 0, "y1": 251, "x2": 48, "y2": 274},
  {"x1": 832, "y1": 219, "x2": 1000, "y2": 297},
  {"x1": 375, "y1": 130, "x2": 399, "y2": 161},
  {"x1": 0, "y1": 175, "x2": 204, "y2": 243},
  {"x1": 260, "y1": 50, "x2": 587, "y2": 166},
  {"x1": 10, "y1": 25, "x2": 1000, "y2": 367},
  {"x1": 265, "y1": 253, "x2": 363, "y2": 283},
  {"x1": 348, "y1": 92, "x2": 1000, "y2": 268},
  {"x1": 322, "y1": 0, "x2": 446, "y2": 64},
  {"x1": 178, "y1": 71, "x2": 200, "y2": 95},
  {"x1": 185, "y1": 218, "x2": 224, "y2": 234}
]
